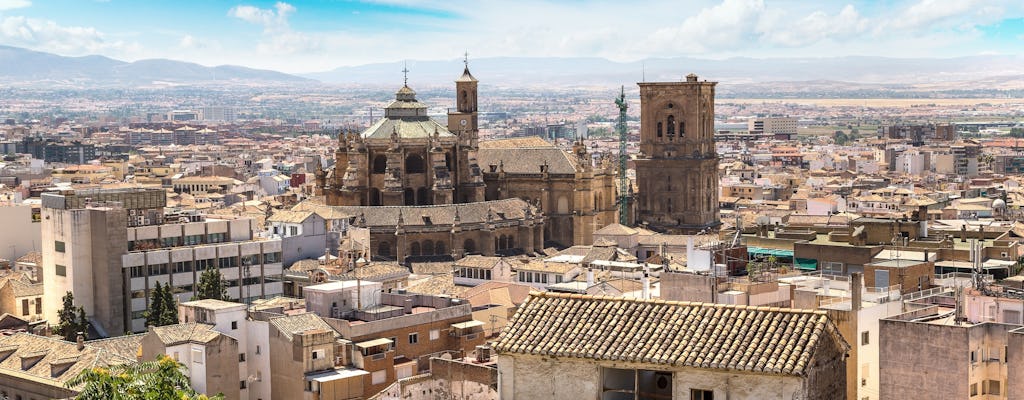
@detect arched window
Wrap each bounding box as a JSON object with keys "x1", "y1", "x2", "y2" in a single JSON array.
[
  {"x1": 405, "y1": 154, "x2": 425, "y2": 174},
  {"x1": 411, "y1": 242, "x2": 421, "y2": 256},
  {"x1": 404, "y1": 188, "x2": 415, "y2": 206},
  {"x1": 464, "y1": 239, "x2": 476, "y2": 254},
  {"x1": 435, "y1": 241, "x2": 446, "y2": 256},
  {"x1": 680, "y1": 121, "x2": 685, "y2": 136},
  {"x1": 417, "y1": 187, "x2": 430, "y2": 206},
  {"x1": 369, "y1": 188, "x2": 382, "y2": 206},
  {"x1": 667, "y1": 116, "x2": 675, "y2": 136},
  {"x1": 378, "y1": 241, "x2": 391, "y2": 257},
  {"x1": 423, "y1": 240, "x2": 435, "y2": 256},
  {"x1": 657, "y1": 122, "x2": 663, "y2": 138},
  {"x1": 372, "y1": 155, "x2": 388, "y2": 174},
  {"x1": 461, "y1": 90, "x2": 469, "y2": 110}
]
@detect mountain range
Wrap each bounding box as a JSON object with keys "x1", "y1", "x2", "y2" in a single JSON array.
[
  {"x1": 2, "y1": 45, "x2": 1024, "y2": 93},
  {"x1": 0, "y1": 45, "x2": 312, "y2": 87}
]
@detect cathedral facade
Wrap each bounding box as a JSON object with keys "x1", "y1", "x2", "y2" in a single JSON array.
[
  {"x1": 634, "y1": 74, "x2": 720, "y2": 234},
  {"x1": 314, "y1": 63, "x2": 617, "y2": 251}
]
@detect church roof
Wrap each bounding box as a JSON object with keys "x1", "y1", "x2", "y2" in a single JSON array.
[
  {"x1": 361, "y1": 117, "x2": 456, "y2": 140},
  {"x1": 293, "y1": 198, "x2": 535, "y2": 228},
  {"x1": 361, "y1": 84, "x2": 457, "y2": 140},
  {"x1": 477, "y1": 139, "x2": 580, "y2": 174},
  {"x1": 456, "y1": 67, "x2": 478, "y2": 83}
]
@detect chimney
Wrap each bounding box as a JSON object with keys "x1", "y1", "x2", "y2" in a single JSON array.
[
  {"x1": 851, "y1": 272, "x2": 863, "y2": 311},
  {"x1": 641, "y1": 271, "x2": 650, "y2": 300},
  {"x1": 76, "y1": 333, "x2": 85, "y2": 351},
  {"x1": 403, "y1": 298, "x2": 413, "y2": 314},
  {"x1": 586, "y1": 268, "x2": 594, "y2": 286}
]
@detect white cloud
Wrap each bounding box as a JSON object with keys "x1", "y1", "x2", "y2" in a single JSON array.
[
  {"x1": 0, "y1": 15, "x2": 133, "y2": 55},
  {"x1": 0, "y1": 0, "x2": 30, "y2": 11},
  {"x1": 649, "y1": 0, "x2": 766, "y2": 53},
  {"x1": 229, "y1": 2, "x2": 319, "y2": 55},
  {"x1": 760, "y1": 5, "x2": 869, "y2": 47}
]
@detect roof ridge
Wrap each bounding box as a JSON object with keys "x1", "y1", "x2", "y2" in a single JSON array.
[{"x1": 530, "y1": 292, "x2": 826, "y2": 315}]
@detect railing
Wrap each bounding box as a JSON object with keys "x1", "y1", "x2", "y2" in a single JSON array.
[{"x1": 901, "y1": 286, "x2": 950, "y2": 303}]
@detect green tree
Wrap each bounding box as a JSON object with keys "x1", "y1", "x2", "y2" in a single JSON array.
[
  {"x1": 160, "y1": 285, "x2": 179, "y2": 326},
  {"x1": 194, "y1": 266, "x2": 229, "y2": 301},
  {"x1": 67, "y1": 354, "x2": 224, "y2": 400},
  {"x1": 57, "y1": 291, "x2": 90, "y2": 342},
  {"x1": 144, "y1": 282, "x2": 166, "y2": 328},
  {"x1": 833, "y1": 130, "x2": 849, "y2": 145}
]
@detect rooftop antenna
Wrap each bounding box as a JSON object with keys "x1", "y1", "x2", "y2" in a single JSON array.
[{"x1": 463, "y1": 50, "x2": 469, "y2": 68}]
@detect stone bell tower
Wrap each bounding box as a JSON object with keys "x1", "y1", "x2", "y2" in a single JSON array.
[
  {"x1": 448, "y1": 54, "x2": 485, "y2": 203},
  {"x1": 635, "y1": 73, "x2": 719, "y2": 234}
]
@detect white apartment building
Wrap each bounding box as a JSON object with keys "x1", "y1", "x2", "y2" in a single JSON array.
[
  {"x1": 748, "y1": 116, "x2": 798, "y2": 136},
  {"x1": 41, "y1": 188, "x2": 283, "y2": 336}
]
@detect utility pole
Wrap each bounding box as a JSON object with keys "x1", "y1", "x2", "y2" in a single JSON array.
[{"x1": 615, "y1": 86, "x2": 629, "y2": 225}]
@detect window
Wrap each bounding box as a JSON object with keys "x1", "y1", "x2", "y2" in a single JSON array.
[
  {"x1": 691, "y1": 389, "x2": 714, "y2": 400},
  {"x1": 312, "y1": 349, "x2": 325, "y2": 360},
  {"x1": 35, "y1": 298, "x2": 41, "y2": 314},
  {"x1": 192, "y1": 349, "x2": 203, "y2": 364},
  {"x1": 430, "y1": 329, "x2": 440, "y2": 341},
  {"x1": 207, "y1": 232, "x2": 225, "y2": 243},
  {"x1": 231, "y1": 321, "x2": 238, "y2": 330},
  {"x1": 971, "y1": 383, "x2": 978, "y2": 396},
  {"x1": 55, "y1": 264, "x2": 66, "y2": 277},
  {"x1": 54, "y1": 241, "x2": 65, "y2": 253},
  {"x1": 409, "y1": 333, "x2": 418, "y2": 344},
  {"x1": 256, "y1": 345, "x2": 261, "y2": 355},
  {"x1": 184, "y1": 234, "x2": 203, "y2": 245},
  {"x1": 971, "y1": 350, "x2": 977, "y2": 363},
  {"x1": 288, "y1": 226, "x2": 298, "y2": 236},
  {"x1": 602, "y1": 367, "x2": 672, "y2": 400},
  {"x1": 240, "y1": 380, "x2": 247, "y2": 389},
  {"x1": 129, "y1": 266, "x2": 145, "y2": 278},
  {"x1": 239, "y1": 353, "x2": 246, "y2": 362},
  {"x1": 861, "y1": 331, "x2": 869, "y2": 345},
  {"x1": 173, "y1": 352, "x2": 180, "y2": 361},
  {"x1": 161, "y1": 237, "x2": 180, "y2": 247},
  {"x1": 21, "y1": 299, "x2": 29, "y2": 316}
]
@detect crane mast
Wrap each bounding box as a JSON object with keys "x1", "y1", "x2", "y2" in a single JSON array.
[{"x1": 615, "y1": 86, "x2": 629, "y2": 225}]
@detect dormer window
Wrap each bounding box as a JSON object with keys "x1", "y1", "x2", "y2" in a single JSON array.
[{"x1": 540, "y1": 165, "x2": 548, "y2": 173}]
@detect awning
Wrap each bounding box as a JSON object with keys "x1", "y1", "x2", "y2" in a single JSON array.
[
  {"x1": 795, "y1": 258, "x2": 818, "y2": 271},
  {"x1": 355, "y1": 338, "x2": 393, "y2": 348},
  {"x1": 451, "y1": 320, "x2": 485, "y2": 330},
  {"x1": 747, "y1": 246, "x2": 794, "y2": 258}
]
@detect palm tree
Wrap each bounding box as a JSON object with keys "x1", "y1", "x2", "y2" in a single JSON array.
[{"x1": 67, "y1": 354, "x2": 224, "y2": 400}]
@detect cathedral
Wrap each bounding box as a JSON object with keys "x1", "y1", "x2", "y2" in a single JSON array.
[{"x1": 313, "y1": 62, "x2": 618, "y2": 254}]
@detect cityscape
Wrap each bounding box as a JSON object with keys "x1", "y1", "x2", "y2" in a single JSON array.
[{"x1": 1, "y1": 0, "x2": 1024, "y2": 399}]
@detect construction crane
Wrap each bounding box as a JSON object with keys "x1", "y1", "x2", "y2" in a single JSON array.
[{"x1": 615, "y1": 86, "x2": 629, "y2": 225}]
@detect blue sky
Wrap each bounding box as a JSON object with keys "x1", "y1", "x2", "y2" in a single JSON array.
[{"x1": 0, "y1": 0, "x2": 1022, "y2": 73}]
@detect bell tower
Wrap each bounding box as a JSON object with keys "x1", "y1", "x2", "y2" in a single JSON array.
[
  {"x1": 635, "y1": 73, "x2": 719, "y2": 234},
  {"x1": 448, "y1": 53, "x2": 485, "y2": 203}
]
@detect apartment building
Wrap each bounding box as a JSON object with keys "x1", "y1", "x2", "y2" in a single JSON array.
[{"x1": 41, "y1": 187, "x2": 283, "y2": 335}]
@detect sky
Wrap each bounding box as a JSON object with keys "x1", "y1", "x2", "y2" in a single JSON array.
[{"x1": 0, "y1": 0, "x2": 1022, "y2": 74}]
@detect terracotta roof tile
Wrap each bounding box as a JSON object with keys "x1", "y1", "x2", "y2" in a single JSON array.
[{"x1": 494, "y1": 293, "x2": 846, "y2": 376}]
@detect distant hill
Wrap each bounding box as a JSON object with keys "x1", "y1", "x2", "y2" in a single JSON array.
[
  {"x1": 0, "y1": 45, "x2": 314, "y2": 87},
  {"x1": 304, "y1": 55, "x2": 1024, "y2": 91}
]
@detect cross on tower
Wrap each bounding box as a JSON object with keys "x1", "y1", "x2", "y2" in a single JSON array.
[
  {"x1": 463, "y1": 51, "x2": 469, "y2": 68},
  {"x1": 402, "y1": 61, "x2": 409, "y2": 86}
]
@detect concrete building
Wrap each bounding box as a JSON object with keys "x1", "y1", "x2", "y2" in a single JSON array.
[
  {"x1": 266, "y1": 209, "x2": 347, "y2": 267},
  {"x1": 495, "y1": 293, "x2": 848, "y2": 400},
  {"x1": 41, "y1": 187, "x2": 283, "y2": 335},
  {"x1": 748, "y1": 116, "x2": 798, "y2": 138},
  {"x1": 0, "y1": 204, "x2": 41, "y2": 262}
]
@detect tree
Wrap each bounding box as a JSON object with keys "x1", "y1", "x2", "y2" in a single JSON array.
[
  {"x1": 194, "y1": 266, "x2": 229, "y2": 301},
  {"x1": 67, "y1": 354, "x2": 224, "y2": 400},
  {"x1": 57, "y1": 291, "x2": 90, "y2": 342},
  {"x1": 144, "y1": 283, "x2": 166, "y2": 328},
  {"x1": 833, "y1": 130, "x2": 850, "y2": 145},
  {"x1": 160, "y1": 285, "x2": 179, "y2": 326}
]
